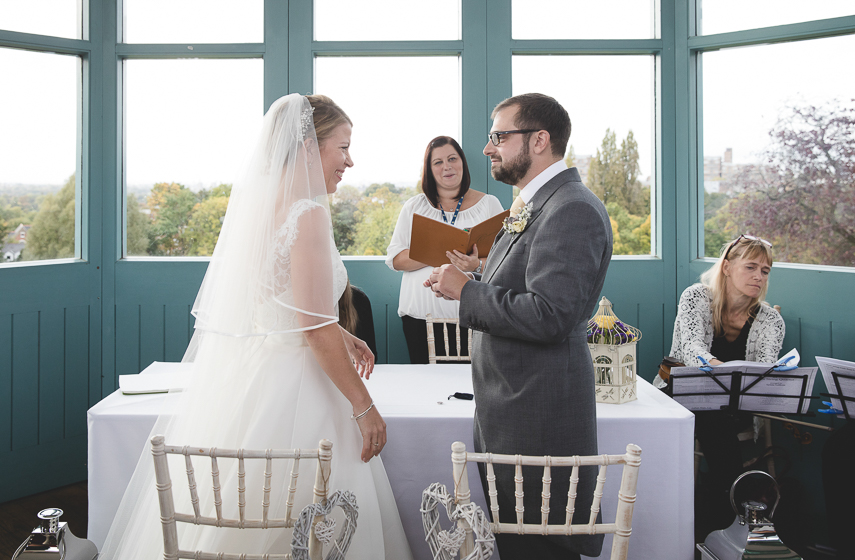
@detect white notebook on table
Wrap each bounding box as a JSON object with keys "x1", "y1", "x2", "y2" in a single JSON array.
[{"x1": 119, "y1": 361, "x2": 193, "y2": 394}]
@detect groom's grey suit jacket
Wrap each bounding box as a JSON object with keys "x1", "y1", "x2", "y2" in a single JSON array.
[{"x1": 459, "y1": 167, "x2": 612, "y2": 557}]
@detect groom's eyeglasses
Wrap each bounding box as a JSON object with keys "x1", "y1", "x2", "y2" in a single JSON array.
[
  {"x1": 488, "y1": 129, "x2": 540, "y2": 146},
  {"x1": 723, "y1": 234, "x2": 772, "y2": 261}
]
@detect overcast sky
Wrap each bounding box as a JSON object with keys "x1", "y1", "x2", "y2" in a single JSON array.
[{"x1": 1, "y1": 0, "x2": 853, "y2": 189}]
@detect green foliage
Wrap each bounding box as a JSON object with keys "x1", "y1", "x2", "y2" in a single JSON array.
[
  {"x1": 587, "y1": 130, "x2": 620, "y2": 204},
  {"x1": 349, "y1": 184, "x2": 416, "y2": 256},
  {"x1": 606, "y1": 202, "x2": 650, "y2": 256},
  {"x1": 587, "y1": 130, "x2": 651, "y2": 255},
  {"x1": 0, "y1": 192, "x2": 39, "y2": 241},
  {"x1": 142, "y1": 182, "x2": 232, "y2": 256},
  {"x1": 702, "y1": 102, "x2": 855, "y2": 266},
  {"x1": 146, "y1": 182, "x2": 198, "y2": 255},
  {"x1": 588, "y1": 129, "x2": 649, "y2": 217},
  {"x1": 25, "y1": 175, "x2": 76, "y2": 260},
  {"x1": 182, "y1": 195, "x2": 229, "y2": 256},
  {"x1": 703, "y1": 191, "x2": 738, "y2": 258},
  {"x1": 330, "y1": 185, "x2": 362, "y2": 252},
  {"x1": 564, "y1": 145, "x2": 576, "y2": 168},
  {"x1": 126, "y1": 194, "x2": 151, "y2": 256},
  {"x1": 726, "y1": 103, "x2": 855, "y2": 266}
]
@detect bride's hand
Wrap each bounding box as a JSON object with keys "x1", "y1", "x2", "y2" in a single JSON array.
[
  {"x1": 340, "y1": 326, "x2": 375, "y2": 379},
  {"x1": 355, "y1": 406, "x2": 386, "y2": 462}
]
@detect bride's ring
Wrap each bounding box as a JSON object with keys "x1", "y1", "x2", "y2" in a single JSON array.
[{"x1": 372, "y1": 443, "x2": 379, "y2": 447}]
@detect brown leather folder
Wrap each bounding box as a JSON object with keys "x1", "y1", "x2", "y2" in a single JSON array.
[{"x1": 409, "y1": 210, "x2": 510, "y2": 267}]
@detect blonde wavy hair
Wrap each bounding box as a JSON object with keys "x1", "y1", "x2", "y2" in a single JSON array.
[
  {"x1": 700, "y1": 236, "x2": 774, "y2": 336},
  {"x1": 306, "y1": 94, "x2": 352, "y2": 146}
]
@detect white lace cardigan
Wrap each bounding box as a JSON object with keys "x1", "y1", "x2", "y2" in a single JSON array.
[{"x1": 669, "y1": 283, "x2": 785, "y2": 367}]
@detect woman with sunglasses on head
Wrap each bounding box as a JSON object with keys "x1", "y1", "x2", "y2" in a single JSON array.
[
  {"x1": 661, "y1": 234, "x2": 784, "y2": 536},
  {"x1": 386, "y1": 136, "x2": 503, "y2": 363}
]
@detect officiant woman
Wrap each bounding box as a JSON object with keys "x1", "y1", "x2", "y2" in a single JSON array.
[
  {"x1": 659, "y1": 233, "x2": 784, "y2": 536},
  {"x1": 386, "y1": 136, "x2": 503, "y2": 364}
]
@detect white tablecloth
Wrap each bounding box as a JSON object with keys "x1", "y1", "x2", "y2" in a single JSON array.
[{"x1": 88, "y1": 364, "x2": 694, "y2": 559}]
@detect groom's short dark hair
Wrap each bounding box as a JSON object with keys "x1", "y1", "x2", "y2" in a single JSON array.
[{"x1": 492, "y1": 93, "x2": 571, "y2": 158}]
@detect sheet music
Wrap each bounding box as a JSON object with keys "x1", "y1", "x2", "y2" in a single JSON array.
[
  {"x1": 670, "y1": 367, "x2": 733, "y2": 411},
  {"x1": 816, "y1": 356, "x2": 855, "y2": 416},
  {"x1": 738, "y1": 367, "x2": 816, "y2": 414},
  {"x1": 670, "y1": 361, "x2": 815, "y2": 413}
]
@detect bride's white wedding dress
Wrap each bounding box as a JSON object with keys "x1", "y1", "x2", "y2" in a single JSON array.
[
  {"x1": 99, "y1": 95, "x2": 413, "y2": 560},
  {"x1": 194, "y1": 199, "x2": 412, "y2": 557}
]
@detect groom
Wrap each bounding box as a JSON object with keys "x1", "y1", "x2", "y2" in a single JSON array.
[{"x1": 427, "y1": 93, "x2": 612, "y2": 559}]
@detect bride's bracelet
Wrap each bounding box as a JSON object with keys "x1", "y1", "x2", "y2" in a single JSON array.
[{"x1": 352, "y1": 401, "x2": 375, "y2": 421}]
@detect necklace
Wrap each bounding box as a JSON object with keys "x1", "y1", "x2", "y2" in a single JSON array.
[{"x1": 438, "y1": 195, "x2": 464, "y2": 226}]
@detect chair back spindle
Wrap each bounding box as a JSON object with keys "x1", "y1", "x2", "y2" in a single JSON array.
[
  {"x1": 425, "y1": 314, "x2": 472, "y2": 364},
  {"x1": 151, "y1": 436, "x2": 334, "y2": 560},
  {"x1": 451, "y1": 441, "x2": 476, "y2": 555},
  {"x1": 514, "y1": 458, "x2": 524, "y2": 531},
  {"x1": 450, "y1": 442, "x2": 642, "y2": 560},
  {"x1": 566, "y1": 464, "x2": 580, "y2": 531},
  {"x1": 309, "y1": 440, "x2": 333, "y2": 559},
  {"x1": 541, "y1": 460, "x2": 552, "y2": 531}
]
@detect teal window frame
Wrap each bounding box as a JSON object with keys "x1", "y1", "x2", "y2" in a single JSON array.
[
  {"x1": 688, "y1": 10, "x2": 855, "y2": 275},
  {"x1": 0, "y1": 20, "x2": 89, "y2": 266},
  {"x1": 2, "y1": 0, "x2": 855, "y2": 508}
]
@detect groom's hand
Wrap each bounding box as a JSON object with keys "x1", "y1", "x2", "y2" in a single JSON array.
[{"x1": 425, "y1": 264, "x2": 470, "y2": 301}]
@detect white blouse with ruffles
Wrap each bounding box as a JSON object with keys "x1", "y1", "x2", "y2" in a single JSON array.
[{"x1": 385, "y1": 192, "x2": 504, "y2": 320}]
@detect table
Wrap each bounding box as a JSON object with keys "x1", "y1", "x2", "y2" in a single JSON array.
[{"x1": 88, "y1": 364, "x2": 694, "y2": 559}]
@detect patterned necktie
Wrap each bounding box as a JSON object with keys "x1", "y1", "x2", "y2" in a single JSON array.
[{"x1": 509, "y1": 195, "x2": 526, "y2": 217}]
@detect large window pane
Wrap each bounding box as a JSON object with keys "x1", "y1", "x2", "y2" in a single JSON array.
[
  {"x1": 315, "y1": 56, "x2": 461, "y2": 256},
  {"x1": 123, "y1": 0, "x2": 263, "y2": 43},
  {"x1": 513, "y1": 55, "x2": 655, "y2": 256},
  {"x1": 315, "y1": 0, "x2": 460, "y2": 41},
  {"x1": 0, "y1": 1, "x2": 81, "y2": 39},
  {"x1": 0, "y1": 48, "x2": 79, "y2": 263},
  {"x1": 702, "y1": 35, "x2": 855, "y2": 267},
  {"x1": 124, "y1": 59, "x2": 263, "y2": 256},
  {"x1": 700, "y1": 0, "x2": 855, "y2": 36},
  {"x1": 513, "y1": 0, "x2": 656, "y2": 40}
]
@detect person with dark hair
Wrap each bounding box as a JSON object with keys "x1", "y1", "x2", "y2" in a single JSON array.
[
  {"x1": 338, "y1": 279, "x2": 378, "y2": 358},
  {"x1": 426, "y1": 93, "x2": 611, "y2": 559},
  {"x1": 386, "y1": 136, "x2": 502, "y2": 364}
]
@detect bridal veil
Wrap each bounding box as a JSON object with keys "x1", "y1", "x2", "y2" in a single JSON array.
[{"x1": 99, "y1": 94, "x2": 348, "y2": 558}]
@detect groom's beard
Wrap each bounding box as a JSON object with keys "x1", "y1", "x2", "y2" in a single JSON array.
[{"x1": 490, "y1": 143, "x2": 532, "y2": 186}]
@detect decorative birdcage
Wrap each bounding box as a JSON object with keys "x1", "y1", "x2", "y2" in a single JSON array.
[{"x1": 587, "y1": 297, "x2": 642, "y2": 404}]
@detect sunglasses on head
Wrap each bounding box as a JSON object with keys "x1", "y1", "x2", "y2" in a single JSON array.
[{"x1": 723, "y1": 234, "x2": 772, "y2": 261}]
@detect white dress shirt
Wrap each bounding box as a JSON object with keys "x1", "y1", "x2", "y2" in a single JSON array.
[{"x1": 518, "y1": 159, "x2": 568, "y2": 205}]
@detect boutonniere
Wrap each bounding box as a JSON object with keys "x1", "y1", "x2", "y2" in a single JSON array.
[{"x1": 502, "y1": 202, "x2": 532, "y2": 235}]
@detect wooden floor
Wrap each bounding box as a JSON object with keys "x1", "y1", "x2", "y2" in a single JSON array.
[{"x1": 0, "y1": 481, "x2": 88, "y2": 558}]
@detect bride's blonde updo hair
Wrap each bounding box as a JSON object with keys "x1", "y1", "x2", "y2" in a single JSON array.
[
  {"x1": 701, "y1": 236, "x2": 774, "y2": 336},
  {"x1": 306, "y1": 94, "x2": 353, "y2": 145}
]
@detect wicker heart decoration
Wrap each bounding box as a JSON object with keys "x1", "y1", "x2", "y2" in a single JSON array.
[
  {"x1": 421, "y1": 482, "x2": 495, "y2": 560},
  {"x1": 291, "y1": 490, "x2": 358, "y2": 560}
]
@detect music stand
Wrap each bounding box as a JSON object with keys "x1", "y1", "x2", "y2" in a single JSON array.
[
  {"x1": 671, "y1": 365, "x2": 818, "y2": 414},
  {"x1": 821, "y1": 370, "x2": 855, "y2": 420}
]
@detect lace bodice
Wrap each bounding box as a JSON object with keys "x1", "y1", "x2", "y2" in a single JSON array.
[
  {"x1": 669, "y1": 283, "x2": 785, "y2": 366},
  {"x1": 257, "y1": 199, "x2": 347, "y2": 333}
]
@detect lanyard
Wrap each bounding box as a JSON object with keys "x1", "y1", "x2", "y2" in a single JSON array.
[{"x1": 438, "y1": 195, "x2": 464, "y2": 226}]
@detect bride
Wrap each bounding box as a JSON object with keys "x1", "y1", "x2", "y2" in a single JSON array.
[{"x1": 99, "y1": 94, "x2": 413, "y2": 559}]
